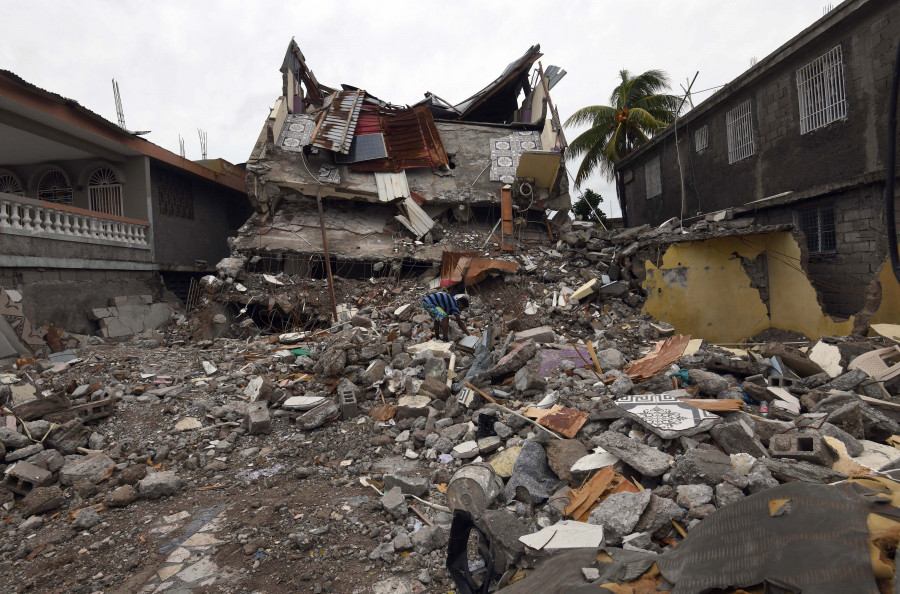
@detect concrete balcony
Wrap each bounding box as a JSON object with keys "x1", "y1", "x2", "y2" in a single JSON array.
[{"x1": 0, "y1": 192, "x2": 152, "y2": 268}]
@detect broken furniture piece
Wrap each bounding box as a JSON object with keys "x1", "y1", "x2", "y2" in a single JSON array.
[{"x1": 848, "y1": 346, "x2": 900, "y2": 399}]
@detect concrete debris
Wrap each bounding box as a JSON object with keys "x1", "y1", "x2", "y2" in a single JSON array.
[{"x1": 0, "y1": 169, "x2": 897, "y2": 593}]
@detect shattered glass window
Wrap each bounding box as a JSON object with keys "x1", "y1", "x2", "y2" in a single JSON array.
[
  {"x1": 797, "y1": 205, "x2": 836, "y2": 254},
  {"x1": 158, "y1": 169, "x2": 194, "y2": 220}
]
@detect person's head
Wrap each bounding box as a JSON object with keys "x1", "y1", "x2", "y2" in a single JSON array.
[{"x1": 454, "y1": 294, "x2": 470, "y2": 310}]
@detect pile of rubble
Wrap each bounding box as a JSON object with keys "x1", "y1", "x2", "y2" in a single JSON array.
[{"x1": 1, "y1": 217, "x2": 900, "y2": 593}]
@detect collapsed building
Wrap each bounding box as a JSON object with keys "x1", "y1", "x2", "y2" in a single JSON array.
[{"x1": 237, "y1": 41, "x2": 571, "y2": 278}]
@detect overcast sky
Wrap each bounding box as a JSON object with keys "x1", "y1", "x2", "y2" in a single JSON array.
[{"x1": 3, "y1": 0, "x2": 834, "y2": 217}]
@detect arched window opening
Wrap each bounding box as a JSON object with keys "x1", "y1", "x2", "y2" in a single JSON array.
[
  {"x1": 88, "y1": 167, "x2": 123, "y2": 217},
  {"x1": 0, "y1": 171, "x2": 24, "y2": 196},
  {"x1": 38, "y1": 169, "x2": 73, "y2": 206}
]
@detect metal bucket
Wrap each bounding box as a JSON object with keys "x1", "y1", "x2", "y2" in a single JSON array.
[{"x1": 445, "y1": 463, "x2": 503, "y2": 517}]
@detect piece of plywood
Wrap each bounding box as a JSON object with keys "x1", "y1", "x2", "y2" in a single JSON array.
[
  {"x1": 516, "y1": 150, "x2": 561, "y2": 189},
  {"x1": 624, "y1": 335, "x2": 692, "y2": 382}
]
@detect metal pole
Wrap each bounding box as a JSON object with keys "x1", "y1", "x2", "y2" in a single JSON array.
[
  {"x1": 315, "y1": 186, "x2": 338, "y2": 321},
  {"x1": 675, "y1": 71, "x2": 699, "y2": 230}
]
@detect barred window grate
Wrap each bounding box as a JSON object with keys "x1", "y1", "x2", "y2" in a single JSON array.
[
  {"x1": 0, "y1": 172, "x2": 23, "y2": 196},
  {"x1": 694, "y1": 126, "x2": 708, "y2": 152},
  {"x1": 158, "y1": 169, "x2": 194, "y2": 219},
  {"x1": 797, "y1": 45, "x2": 847, "y2": 134},
  {"x1": 88, "y1": 167, "x2": 123, "y2": 217},
  {"x1": 797, "y1": 205, "x2": 836, "y2": 254},
  {"x1": 645, "y1": 156, "x2": 661, "y2": 198},
  {"x1": 726, "y1": 100, "x2": 755, "y2": 163},
  {"x1": 37, "y1": 169, "x2": 73, "y2": 206}
]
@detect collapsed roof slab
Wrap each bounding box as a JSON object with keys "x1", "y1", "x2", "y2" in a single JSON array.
[{"x1": 232, "y1": 198, "x2": 443, "y2": 262}]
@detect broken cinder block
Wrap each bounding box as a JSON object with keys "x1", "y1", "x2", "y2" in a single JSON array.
[
  {"x1": 768, "y1": 434, "x2": 838, "y2": 467},
  {"x1": 246, "y1": 402, "x2": 272, "y2": 435},
  {"x1": 1, "y1": 461, "x2": 53, "y2": 495}
]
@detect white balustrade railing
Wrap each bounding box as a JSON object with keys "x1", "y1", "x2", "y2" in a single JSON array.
[{"x1": 0, "y1": 194, "x2": 149, "y2": 247}]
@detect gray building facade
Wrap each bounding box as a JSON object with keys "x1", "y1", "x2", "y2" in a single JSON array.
[{"x1": 615, "y1": 0, "x2": 900, "y2": 317}]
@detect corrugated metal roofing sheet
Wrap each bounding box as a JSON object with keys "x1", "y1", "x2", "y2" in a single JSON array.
[
  {"x1": 350, "y1": 106, "x2": 449, "y2": 172},
  {"x1": 544, "y1": 65, "x2": 567, "y2": 91},
  {"x1": 374, "y1": 171, "x2": 410, "y2": 202},
  {"x1": 453, "y1": 45, "x2": 542, "y2": 118},
  {"x1": 310, "y1": 89, "x2": 364, "y2": 154}
]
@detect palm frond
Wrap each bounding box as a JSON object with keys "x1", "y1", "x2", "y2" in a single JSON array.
[
  {"x1": 567, "y1": 125, "x2": 612, "y2": 160},
  {"x1": 565, "y1": 105, "x2": 617, "y2": 129}
]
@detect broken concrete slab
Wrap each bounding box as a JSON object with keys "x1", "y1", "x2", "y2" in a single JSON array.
[
  {"x1": 587, "y1": 489, "x2": 652, "y2": 541},
  {"x1": 593, "y1": 431, "x2": 673, "y2": 477},
  {"x1": 709, "y1": 421, "x2": 768, "y2": 458},
  {"x1": 544, "y1": 439, "x2": 589, "y2": 483},
  {"x1": 514, "y1": 326, "x2": 555, "y2": 344},
  {"x1": 759, "y1": 457, "x2": 847, "y2": 484},
  {"x1": 668, "y1": 448, "x2": 733, "y2": 487},
  {"x1": 59, "y1": 453, "x2": 115, "y2": 486},
  {"x1": 296, "y1": 400, "x2": 339, "y2": 430},
  {"x1": 503, "y1": 441, "x2": 562, "y2": 504}
]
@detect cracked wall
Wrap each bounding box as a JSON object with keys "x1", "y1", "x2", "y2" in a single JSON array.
[{"x1": 642, "y1": 231, "x2": 899, "y2": 342}]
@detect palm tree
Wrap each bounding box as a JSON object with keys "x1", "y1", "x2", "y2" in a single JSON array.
[{"x1": 566, "y1": 69, "x2": 680, "y2": 187}]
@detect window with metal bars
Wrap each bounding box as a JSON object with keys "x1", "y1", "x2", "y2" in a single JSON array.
[
  {"x1": 158, "y1": 169, "x2": 194, "y2": 219},
  {"x1": 797, "y1": 205, "x2": 836, "y2": 254},
  {"x1": 694, "y1": 126, "x2": 708, "y2": 153},
  {"x1": 88, "y1": 167, "x2": 123, "y2": 217},
  {"x1": 645, "y1": 156, "x2": 661, "y2": 198},
  {"x1": 0, "y1": 170, "x2": 23, "y2": 196},
  {"x1": 37, "y1": 169, "x2": 73, "y2": 206},
  {"x1": 797, "y1": 45, "x2": 847, "y2": 134},
  {"x1": 726, "y1": 100, "x2": 755, "y2": 163}
]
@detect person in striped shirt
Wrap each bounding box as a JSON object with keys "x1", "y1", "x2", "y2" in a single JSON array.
[{"x1": 422, "y1": 292, "x2": 471, "y2": 341}]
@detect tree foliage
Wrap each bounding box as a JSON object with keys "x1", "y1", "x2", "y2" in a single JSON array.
[
  {"x1": 565, "y1": 69, "x2": 680, "y2": 187},
  {"x1": 572, "y1": 189, "x2": 607, "y2": 224}
]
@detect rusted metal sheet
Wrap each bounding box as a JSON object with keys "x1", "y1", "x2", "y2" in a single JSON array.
[
  {"x1": 310, "y1": 90, "x2": 364, "y2": 154},
  {"x1": 374, "y1": 171, "x2": 410, "y2": 202},
  {"x1": 524, "y1": 404, "x2": 589, "y2": 439},
  {"x1": 624, "y1": 334, "x2": 692, "y2": 382},
  {"x1": 441, "y1": 251, "x2": 477, "y2": 286},
  {"x1": 439, "y1": 250, "x2": 519, "y2": 286},
  {"x1": 500, "y1": 185, "x2": 514, "y2": 251},
  {"x1": 350, "y1": 106, "x2": 449, "y2": 172}
]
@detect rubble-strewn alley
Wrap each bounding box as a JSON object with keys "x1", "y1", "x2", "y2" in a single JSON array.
[
  {"x1": 3, "y1": 3, "x2": 900, "y2": 592},
  {"x1": 3, "y1": 214, "x2": 900, "y2": 593}
]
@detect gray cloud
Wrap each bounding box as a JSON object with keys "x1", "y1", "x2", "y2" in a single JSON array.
[{"x1": 4, "y1": 0, "x2": 829, "y2": 217}]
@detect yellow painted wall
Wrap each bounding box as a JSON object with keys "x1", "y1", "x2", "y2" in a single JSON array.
[
  {"x1": 642, "y1": 231, "x2": 862, "y2": 342},
  {"x1": 869, "y1": 262, "x2": 900, "y2": 326},
  {"x1": 642, "y1": 236, "x2": 771, "y2": 343}
]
